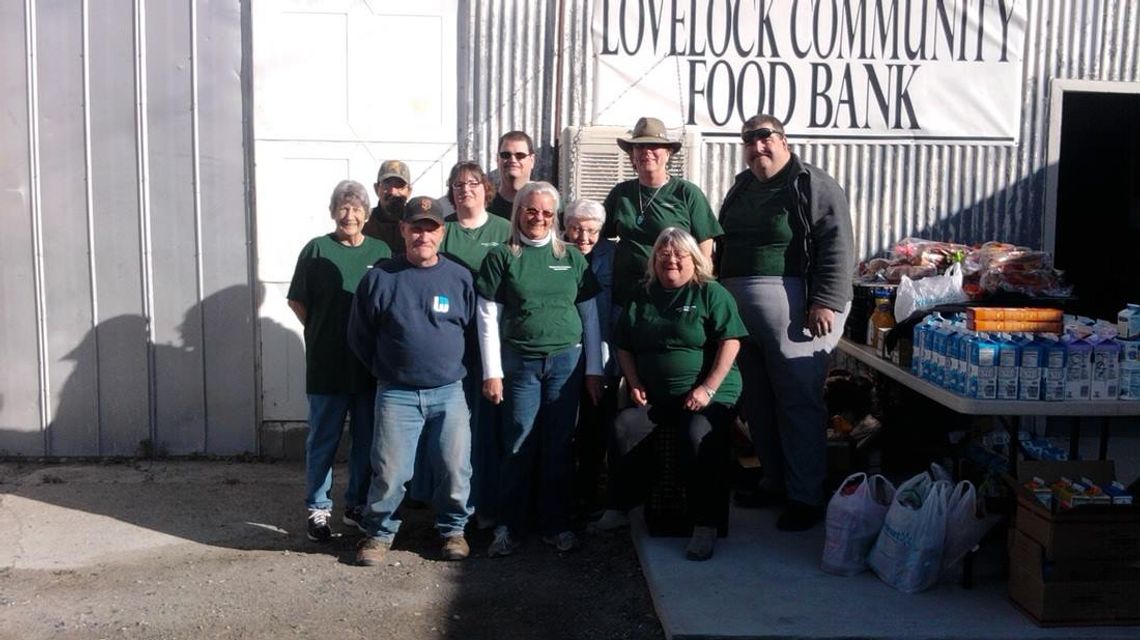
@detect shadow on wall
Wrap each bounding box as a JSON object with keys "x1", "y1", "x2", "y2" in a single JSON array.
[{"x1": 0, "y1": 284, "x2": 293, "y2": 459}]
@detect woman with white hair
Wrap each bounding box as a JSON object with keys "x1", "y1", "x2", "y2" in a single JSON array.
[
  {"x1": 287, "y1": 180, "x2": 393, "y2": 542},
  {"x1": 476, "y1": 182, "x2": 605, "y2": 556},
  {"x1": 563, "y1": 199, "x2": 619, "y2": 517},
  {"x1": 594, "y1": 227, "x2": 747, "y2": 561}
]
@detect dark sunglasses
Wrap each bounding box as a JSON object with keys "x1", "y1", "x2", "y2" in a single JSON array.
[
  {"x1": 499, "y1": 151, "x2": 531, "y2": 161},
  {"x1": 741, "y1": 127, "x2": 782, "y2": 144}
]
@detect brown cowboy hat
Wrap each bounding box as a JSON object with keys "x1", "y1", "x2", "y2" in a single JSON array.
[{"x1": 616, "y1": 117, "x2": 683, "y2": 153}]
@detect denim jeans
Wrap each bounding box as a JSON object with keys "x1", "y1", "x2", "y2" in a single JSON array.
[
  {"x1": 361, "y1": 380, "x2": 473, "y2": 541},
  {"x1": 304, "y1": 392, "x2": 375, "y2": 510},
  {"x1": 498, "y1": 344, "x2": 583, "y2": 536}
]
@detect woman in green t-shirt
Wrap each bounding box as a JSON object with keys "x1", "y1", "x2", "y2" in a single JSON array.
[
  {"x1": 594, "y1": 227, "x2": 747, "y2": 561},
  {"x1": 435, "y1": 161, "x2": 511, "y2": 527},
  {"x1": 286, "y1": 180, "x2": 392, "y2": 543},
  {"x1": 475, "y1": 182, "x2": 605, "y2": 557}
]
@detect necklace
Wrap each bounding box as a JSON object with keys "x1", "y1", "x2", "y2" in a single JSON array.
[{"x1": 637, "y1": 177, "x2": 669, "y2": 219}]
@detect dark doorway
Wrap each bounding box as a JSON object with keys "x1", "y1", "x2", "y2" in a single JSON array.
[{"x1": 1054, "y1": 91, "x2": 1140, "y2": 320}]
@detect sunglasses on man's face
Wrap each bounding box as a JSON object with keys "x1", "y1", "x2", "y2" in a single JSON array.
[
  {"x1": 741, "y1": 127, "x2": 783, "y2": 145},
  {"x1": 499, "y1": 151, "x2": 531, "y2": 161}
]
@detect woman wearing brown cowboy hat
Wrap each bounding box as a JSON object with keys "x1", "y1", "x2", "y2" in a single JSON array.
[{"x1": 602, "y1": 117, "x2": 722, "y2": 310}]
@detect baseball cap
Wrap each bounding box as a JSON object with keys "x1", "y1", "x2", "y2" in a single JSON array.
[
  {"x1": 403, "y1": 196, "x2": 445, "y2": 225},
  {"x1": 376, "y1": 160, "x2": 411, "y2": 184}
]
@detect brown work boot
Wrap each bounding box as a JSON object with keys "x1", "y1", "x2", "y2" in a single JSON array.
[
  {"x1": 440, "y1": 534, "x2": 470, "y2": 561},
  {"x1": 355, "y1": 537, "x2": 389, "y2": 566}
]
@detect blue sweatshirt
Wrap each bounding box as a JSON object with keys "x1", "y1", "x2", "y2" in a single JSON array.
[{"x1": 347, "y1": 255, "x2": 474, "y2": 388}]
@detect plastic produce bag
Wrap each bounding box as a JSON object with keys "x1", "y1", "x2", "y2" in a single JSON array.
[
  {"x1": 940, "y1": 480, "x2": 1000, "y2": 579},
  {"x1": 821, "y1": 473, "x2": 897, "y2": 576},
  {"x1": 868, "y1": 471, "x2": 951, "y2": 593},
  {"x1": 894, "y1": 262, "x2": 968, "y2": 323}
]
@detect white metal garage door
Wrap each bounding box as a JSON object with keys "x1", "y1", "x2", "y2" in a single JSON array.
[{"x1": 253, "y1": 0, "x2": 458, "y2": 421}]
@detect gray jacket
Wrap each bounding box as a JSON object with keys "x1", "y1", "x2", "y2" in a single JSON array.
[{"x1": 718, "y1": 154, "x2": 854, "y2": 312}]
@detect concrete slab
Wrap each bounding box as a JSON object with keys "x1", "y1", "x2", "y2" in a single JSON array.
[{"x1": 632, "y1": 505, "x2": 1138, "y2": 640}]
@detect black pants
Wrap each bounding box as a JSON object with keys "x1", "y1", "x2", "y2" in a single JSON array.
[
  {"x1": 605, "y1": 399, "x2": 733, "y2": 528},
  {"x1": 573, "y1": 378, "x2": 619, "y2": 514}
]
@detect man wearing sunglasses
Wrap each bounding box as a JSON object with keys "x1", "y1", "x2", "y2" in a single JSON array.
[
  {"x1": 488, "y1": 131, "x2": 536, "y2": 219},
  {"x1": 717, "y1": 114, "x2": 853, "y2": 532}
]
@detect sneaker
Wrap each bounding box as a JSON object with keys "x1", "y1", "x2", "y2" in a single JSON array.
[
  {"x1": 355, "y1": 537, "x2": 389, "y2": 566},
  {"x1": 777, "y1": 500, "x2": 824, "y2": 531},
  {"x1": 342, "y1": 506, "x2": 365, "y2": 532},
  {"x1": 487, "y1": 525, "x2": 519, "y2": 558},
  {"x1": 587, "y1": 509, "x2": 630, "y2": 533},
  {"x1": 541, "y1": 531, "x2": 580, "y2": 553},
  {"x1": 685, "y1": 526, "x2": 717, "y2": 561},
  {"x1": 440, "y1": 535, "x2": 470, "y2": 561},
  {"x1": 306, "y1": 508, "x2": 332, "y2": 542}
]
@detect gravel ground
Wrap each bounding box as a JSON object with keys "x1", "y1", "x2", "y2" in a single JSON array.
[{"x1": 0, "y1": 461, "x2": 665, "y2": 640}]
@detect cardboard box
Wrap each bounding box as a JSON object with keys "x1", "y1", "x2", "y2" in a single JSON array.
[
  {"x1": 1008, "y1": 528, "x2": 1140, "y2": 626},
  {"x1": 1011, "y1": 461, "x2": 1140, "y2": 562}
]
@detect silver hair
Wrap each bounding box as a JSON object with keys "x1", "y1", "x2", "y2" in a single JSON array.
[
  {"x1": 644, "y1": 227, "x2": 715, "y2": 288},
  {"x1": 563, "y1": 199, "x2": 606, "y2": 226},
  {"x1": 328, "y1": 179, "x2": 371, "y2": 213},
  {"x1": 508, "y1": 181, "x2": 566, "y2": 259}
]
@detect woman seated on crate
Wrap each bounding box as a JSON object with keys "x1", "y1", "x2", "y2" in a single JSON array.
[{"x1": 589, "y1": 227, "x2": 748, "y2": 561}]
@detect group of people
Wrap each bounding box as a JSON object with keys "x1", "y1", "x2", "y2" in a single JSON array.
[{"x1": 286, "y1": 114, "x2": 854, "y2": 565}]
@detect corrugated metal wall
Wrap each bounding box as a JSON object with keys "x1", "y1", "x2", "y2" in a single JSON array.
[
  {"x1": 460, "y1": 1, "x2": 1139, "y2": 260},
  {"x1": 0, "y1": 1, "x2": 255, "y2": 457}
]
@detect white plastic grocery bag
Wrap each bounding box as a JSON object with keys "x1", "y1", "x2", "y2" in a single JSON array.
[
  {"x1": 940, "y1": 480, "x2": 1000, "y2": 579},
  {"x1": 868, "y1": 472, "x2": 951, "y2": 593},
  {"x1": 894, "y1": 262, "x2": 968, "y2": 323},
  {"x1": 822, "y1": 473, "x2": 897, "y2": 576}
]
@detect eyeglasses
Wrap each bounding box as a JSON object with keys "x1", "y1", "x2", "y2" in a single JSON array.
[
  {"x1": 655, "y1": 251, "x2": 692, "y2": 262},
  {"x1": 499, "y1": 151, "x2": 531, "y2": 161},
  {"x1": 522, "y1": 207, "x2": 555, "y2": 219},
  {"x1": 451, "y1": 180, "x2": 482, "y2": 191},
  {"x1": 741, "y1": 127, "x2": 783, "y2": 144},
  {"x1": 567, "y1": 226, "x2": 601, "y2": 238}
]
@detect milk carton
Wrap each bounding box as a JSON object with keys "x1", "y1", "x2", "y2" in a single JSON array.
[
  {"x1": 958, "y1": 332, "x2": 980, "y2": 395},
  {"x1": 1120, "y1": 365, "x2": 1140, "y2": 400},
  {"x1": 1118, "y1": 304, "x2": 1140, "y2": 339},
  {"x1": 911, "y1": 321, "x2": 927, "y2": 376},
  {"x1": 945, "y1": 328, "x2": 963, "y2": 392},
  {"x1": 1063, "y1": 335, "x2": 1093, "y2": 401},
  {"x1": 1119, "y1": 337, "x2": 1140, "y2": 368},
  {"x1": 968, "y1": 335, "x2": 999, "y2": 399},
  {"x1": 931, "y1": 324, "x2": 953, "y2": 388},
  {"x1": 922, "y1": 316, "x2": 940, "y2": 381},
  {"x1": 1090, "y1": 337, "x2": 1121, "y2": 400},
  {"x1": 996, "y1": 334, "x2": 1021, "y2": 400},
  {"x1": 1018, "y1": 336, "x2": 1045, "y2": 401},
  {"x1": 1042, "y1": 334, "x2": 1067, "y2": 401}
]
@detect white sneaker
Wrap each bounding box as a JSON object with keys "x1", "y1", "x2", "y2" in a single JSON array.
[
  {"x1": 541, "y1": 530, "x2": 580, "y2": 552},
  {"x1": 487, "y1": 525, "x2": 518, "y2": 558},
  {"x1": 587, "y1": 509, "x2": 630, "y2": 533}
]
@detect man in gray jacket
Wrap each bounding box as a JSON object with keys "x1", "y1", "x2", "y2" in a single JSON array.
[{"x1": 717, "y1": 114, "x2": 854, "y2": 531}]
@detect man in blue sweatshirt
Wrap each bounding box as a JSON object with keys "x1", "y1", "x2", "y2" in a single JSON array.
[{"x1": 347, "y1": 196, "x2": 476, "y2": 564}]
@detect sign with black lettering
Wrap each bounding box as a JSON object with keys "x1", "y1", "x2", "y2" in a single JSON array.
[{"x1": 591, "y1": 0, "x2": 1026, "y2": 144}]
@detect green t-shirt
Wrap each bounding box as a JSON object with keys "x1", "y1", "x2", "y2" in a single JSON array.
[
  {"x1": 440, "y1": 213, "x2": 512, "y2": 273},
  {"x1": 719, "y1": 172, "x2": 804, "y2": 278},
  {"x1": 602, "y1": 177, "x2": 722, "y2": 306},
  {"x1": 476, "y1": 242, "x2": 600, "y2": 357},
  {"x1": 287, "y1": 233, "x2": 392, "y2": 394},
  {"x1": 614, "y1": 280, "x2": 747, "y2": 406}
]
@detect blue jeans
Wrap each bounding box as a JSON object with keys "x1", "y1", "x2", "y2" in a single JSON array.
[
  {"x1": 362, "y1": 380, "x2": 473, "y2": 541},
  {"x1": 304, "y1": 392, "x2": 375, "y2": 510},
  {"x1": 498, "y1": 344, "x2": 583, "y2": 536}
]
